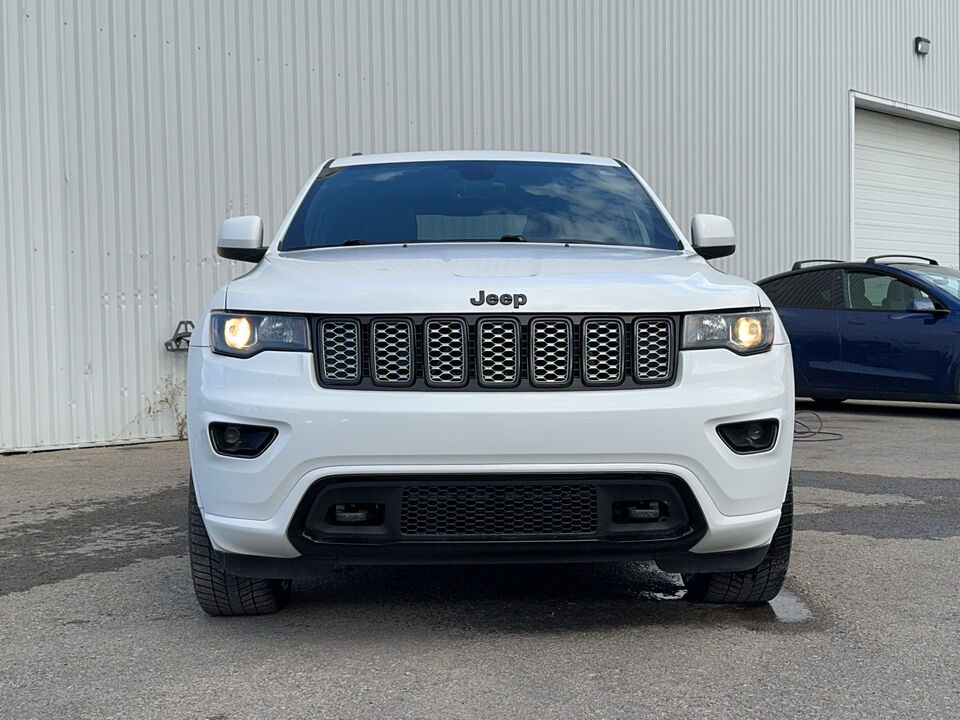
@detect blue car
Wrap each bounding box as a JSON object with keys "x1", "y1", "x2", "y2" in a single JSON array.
[{"x1": 758, "y1": 256, "x2": 960, "y2": 405}]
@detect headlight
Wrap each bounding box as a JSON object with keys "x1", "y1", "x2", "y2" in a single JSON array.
[
  {"x1": 682, "y1": 309, "x2": 774, "y2": 355},
  {"x1": 210, "y1": 312, "x2": 310, "y2": 357}
]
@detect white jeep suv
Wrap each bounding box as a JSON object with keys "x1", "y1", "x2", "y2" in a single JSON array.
[{"x1": 187, "y1": 151, "x2": 794, "y2": 615}]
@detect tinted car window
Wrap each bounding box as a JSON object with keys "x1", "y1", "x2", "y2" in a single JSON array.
[
  {"x1": 843, "y1": 271, "x2": 930, "y2": 311},
  {"x1": 761, "y1": 269, "x2": 841, "y2": 309},
  {"x1": 281, "y1": 161, "x2": 681, "y2": 250}
]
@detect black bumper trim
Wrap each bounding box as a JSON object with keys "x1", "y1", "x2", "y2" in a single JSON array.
[
  {"x1": 217, "y1": 544, "x2": 769, "y2": 580},
  {"x1": 287, "y1": 472, "x2": 708, "y2": 556}
]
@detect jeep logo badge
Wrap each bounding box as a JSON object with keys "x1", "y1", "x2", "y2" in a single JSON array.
[{"x1": 470, "y1": 290, "x2": 528, "y2": 309}]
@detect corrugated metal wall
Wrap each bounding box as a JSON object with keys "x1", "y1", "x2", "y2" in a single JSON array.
[{"x1": 2, "y1": 0, "x2": 959, "y2": 451}]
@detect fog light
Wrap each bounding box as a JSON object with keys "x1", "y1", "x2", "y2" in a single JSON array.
[
  {"x1": 209, "y1": 422, "x2": 278, "y2": 458},
  {"x1": 221, "y1": 426, "x2": 243, "y2": 447},
  {"x1": 327, "y1": 503, "x2": 385, "y2": 526},
  {"x1": 717, "y1": 419, "x2": 779, "y2": 454},
  {"x1": 746, "y1": 423, "x2": 765, "y2": 442},
  {"x1": 613, "y1": 500, "x2": 668, "y2": 523}
]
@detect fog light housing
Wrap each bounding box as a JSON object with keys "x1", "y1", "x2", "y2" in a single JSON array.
[
  {"x1": 717, "y1": 419, "x2": 779, "y2": 454},
  {"x1": 612, "y1": 500, "x2": 668, "y2": 523},
  {"x1": 209, "y1": 422, "x2": 278, "y2": 458},
  {"x1": 326, "y1": 503, "x2": 385, "y2": 526}
]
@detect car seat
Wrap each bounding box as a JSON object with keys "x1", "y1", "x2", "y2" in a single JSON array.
[{"x1": 881, "y1": 281, "x2": 920, "y2": 311}]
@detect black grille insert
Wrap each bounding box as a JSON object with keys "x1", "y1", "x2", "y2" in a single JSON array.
[
  {"x1": 312, "y1": 314, "x2": 677, "y2": 390},
  {"x1": 400, "y1": 484, "x2": 598, "y2": 537}
]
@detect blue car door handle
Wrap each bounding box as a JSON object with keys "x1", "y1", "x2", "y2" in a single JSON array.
[{"x1": 846, "y1": 320, "x2": 866, "y2": 326}]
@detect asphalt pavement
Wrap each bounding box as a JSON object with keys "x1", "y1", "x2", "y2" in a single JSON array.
[{"x1": 1, "y1": 399, "x2": 958, "y2": 719}]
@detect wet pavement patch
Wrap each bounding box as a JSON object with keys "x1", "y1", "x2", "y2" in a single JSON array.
[
  {"x1": 793, "y1": 471, "x2": 960, "y2": 540},
  {"x1": 0, "y1": 485, "x2": 187, "y2": 596}
]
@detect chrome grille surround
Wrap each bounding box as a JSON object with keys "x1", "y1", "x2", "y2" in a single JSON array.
[
  {"x1": 370, "y1": 319, "x2": 414, "y2": 385},
  {"x1": 476, "y1": 318, "x2": 520, "y2": 387},
  {"x1": 318, "y1": 319, "x2": 361, "y2": 384},
  {"x1": 529, "y1": 318, "x2": 573, "y2": 387},
  {"x1": 423, "y1": 318, "x2": 468, "y2": 387},
  {"x1": 581, "y1": 318, "x2": 624, "y2": 385},
  {"x1": 634, "y1": 318, "x2": 673, "y2": 381}
]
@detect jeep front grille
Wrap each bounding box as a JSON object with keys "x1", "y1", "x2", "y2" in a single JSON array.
[
  {"x1": 423, "y1": 318, "x2": 468, "y2": 386},
  {"x1": 530, "y1": 318, "x2": 573, "y2": 387},
  {"x1": 400, "y1": 484, "x2": 598, "y2": 536},
  {"x1": 634, "y1": 319, "x2": 673, "y2": 381},
  {"x1": 370, "y1": 319, "x2": 414, "y2": 385},
  {"x1": 582, "y1": 318, "x2": 624, "y2": 385},
  {"x1": 312, "y1": 314, "x2": 676, "y2": 390},
  {"x1": 477, "y1": 318, "x2": 520, "y2": 386},
  {"x1": 318, "y1": 319, "x2": 361, "y2": 384}
]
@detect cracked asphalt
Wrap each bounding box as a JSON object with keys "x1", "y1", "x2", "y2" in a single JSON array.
[{"x1": 1, "y1": 399, "x2": 958, "y2": 719}]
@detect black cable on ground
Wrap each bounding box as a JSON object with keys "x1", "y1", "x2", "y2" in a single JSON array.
[{"x1": 794, "y1": 409, "x2": 844, "y2": 442}]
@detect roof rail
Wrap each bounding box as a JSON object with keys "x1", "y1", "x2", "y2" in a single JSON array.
[
  {"x1": 866, "y1": 254, "x2": 938, "y2": 265},
  {"x1": 791, "y1": 259, "x2": 843, "y2": 270}
]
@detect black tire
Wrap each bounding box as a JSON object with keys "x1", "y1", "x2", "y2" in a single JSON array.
[
  {"x1": 682, "y1": 478, "x2": 792, "y2": 604},
  {"x1": 188, "y1": 480, "x2": 291, "y2": 616},
  {"x1": 811, "y1": 398, "x2": 845, "y2": 409}
]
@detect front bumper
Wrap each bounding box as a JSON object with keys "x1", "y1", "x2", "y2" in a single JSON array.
[{"x1": 187, "y1": 342, "x2": 793, "y2": 562}]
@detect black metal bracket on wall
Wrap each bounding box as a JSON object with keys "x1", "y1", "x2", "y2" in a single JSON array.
[{"x1": 164, "y1": 320, "x2": 194, "y2": 352}]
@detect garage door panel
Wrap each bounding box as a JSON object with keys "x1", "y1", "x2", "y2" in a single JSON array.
[{"x1": 854, "y1": 109, "x2": 960, "y2": 266}]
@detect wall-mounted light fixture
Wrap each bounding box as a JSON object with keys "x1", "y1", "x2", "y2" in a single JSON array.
[{"x1": 915, "y1": 36, "x2": 931, "y2": 56}]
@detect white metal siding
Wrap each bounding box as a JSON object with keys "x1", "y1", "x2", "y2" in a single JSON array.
[
  {"x1": 2, "y1": 0, "x2": 960, "y2": 451},
  {"x1": 854, "y1": 110, "x2": 960, "y2": 265}
]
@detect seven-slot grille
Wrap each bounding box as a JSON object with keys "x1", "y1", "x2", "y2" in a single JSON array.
[{"x1": 314, "y1": 315, "x2": 676, "y2": 390}]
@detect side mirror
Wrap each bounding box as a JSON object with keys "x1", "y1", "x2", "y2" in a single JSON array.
[
  {"x1": 217, "y1": 216, "x2": 266, "y2": 263},
  {"x1": 691, "y1": 214, "x2": 736, "y2": 259},
  {"x1": 907, "y1": 297, "x2": 937, "y2": 313}
]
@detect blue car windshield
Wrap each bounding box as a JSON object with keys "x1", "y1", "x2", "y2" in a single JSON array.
[
  {"x1": 897, "y1": 265, "x2": 960, "y2": 301},
  {"x1": 280, "y1": 161, "x2": 681, "y2": 251}
]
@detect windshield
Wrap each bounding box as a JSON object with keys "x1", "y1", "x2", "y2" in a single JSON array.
[
  {"x1": 280, "y1": 161, "x2": 681, "y2": 251},
  {"x1": 896, "y1": 265, "x2": 960, "y2": 301}
]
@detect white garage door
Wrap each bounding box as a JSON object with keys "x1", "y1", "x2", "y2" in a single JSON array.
[{"x1": 854, "y1": 109, "x2": 960, "y2": 267}]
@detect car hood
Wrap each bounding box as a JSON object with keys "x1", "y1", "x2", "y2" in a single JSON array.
[{"x1": 224, "y1": 243, "x2": 762, "y2": 314}]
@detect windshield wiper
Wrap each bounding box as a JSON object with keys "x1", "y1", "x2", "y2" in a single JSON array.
[
  {"x1": 340, "y1": 238, "x2": 368, "y2": 246},
  {"x1": 525, "y1": 238, "x2": 620, "y2": 246}
]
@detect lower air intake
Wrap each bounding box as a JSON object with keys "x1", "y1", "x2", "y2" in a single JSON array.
[{"x1": 400, "y1": 484, "x2": 598, "y2": 536}]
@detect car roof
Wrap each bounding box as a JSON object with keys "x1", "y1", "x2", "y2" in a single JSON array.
[
  {"x1": 758, "y1": 257, "x2": 941, "y2": 284},
  {"x1": 328, "y1": 150, "x2": 621, "y2": 168}
]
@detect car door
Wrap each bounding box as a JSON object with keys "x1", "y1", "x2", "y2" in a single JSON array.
[
  {"x1": 761, "y1": 269, "x2": 844, "y2": 394},
  {"x1": 839, "y1": 270, "x2": 955, "y2": 397}
]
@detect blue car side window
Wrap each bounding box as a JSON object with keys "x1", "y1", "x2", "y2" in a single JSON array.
[
  {"x1": 843, "y1": 272, "x2": 931, "y2": 312},
  {"x1": 763, "y1": 269, "x2": 842, "y2": 309}
]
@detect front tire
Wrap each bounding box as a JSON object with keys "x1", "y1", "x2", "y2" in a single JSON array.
[
  {"x1": 188, "y1": 480, "x2": 291, "y2": 616},
  {"x1": 682, "y1": 478, "x2": 793, "y2": 604}
]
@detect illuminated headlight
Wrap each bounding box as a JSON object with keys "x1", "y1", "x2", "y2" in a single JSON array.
[
  {"x1": 210, "y1": 312, "x2": 310, "y2": 357},
  {"x1": 682, "y1": 309, "x2": 774, "y2": 355}
]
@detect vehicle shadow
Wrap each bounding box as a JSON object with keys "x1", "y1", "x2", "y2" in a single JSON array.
[{"x1": 228, "y1": 562, "x2": 812, "y2": 637}]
